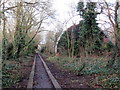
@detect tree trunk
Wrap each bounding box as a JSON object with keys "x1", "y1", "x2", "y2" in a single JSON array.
[
  {"x1": 66, "y1": 31, "x2": 71, "y2": 57},
  {"x1": 2, "y1": 3, "x2": 8, "y2": 60},
  {"x1": 106, "y1": 1, "x2": 120, "y2": 67}
]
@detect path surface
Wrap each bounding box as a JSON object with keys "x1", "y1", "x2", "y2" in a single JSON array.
[
  {"x1": 33, "y1": 54, "x2": 54, "y2": 88},
  {"x1": 45, "y1": 59, "x2": 94, "y2": 88}
]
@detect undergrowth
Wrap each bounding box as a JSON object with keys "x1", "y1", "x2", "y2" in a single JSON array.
[
  {"x1": 47, "y1": 55, "x2": 120, "y2": 88},
  {"x1": 2, "y1": 57, "x2": 32, "y2": 88}
]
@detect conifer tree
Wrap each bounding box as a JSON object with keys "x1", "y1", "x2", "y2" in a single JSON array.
[{"x1": 77, "y1": 2, "x2": 103, "y2": 55}]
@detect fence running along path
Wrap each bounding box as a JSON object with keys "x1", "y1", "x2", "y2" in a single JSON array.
[{"x1": 27, "y1": 53, "x2": 61, "y2": 89}]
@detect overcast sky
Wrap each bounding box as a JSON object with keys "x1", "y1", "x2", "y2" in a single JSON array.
[
  {"x1": 41, "y1": 0, "x2": 118, "y2": 44},
  {"x1": 40, "y1": 0, "x2": 80, "y2": 44},
  {"x1": 52, "y1": 0, "x2": 79, "y2": 22},
  {"x1": 51, "y1": 0, "x2": 118, "y2": 29},
  {"x1": 3, "y1": 0, "x2": 120, "y2": 44}
]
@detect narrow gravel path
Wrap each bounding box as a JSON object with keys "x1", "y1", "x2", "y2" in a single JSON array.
[{"x1": 33, "y1": 54, "x2": 54, "y2": 88}]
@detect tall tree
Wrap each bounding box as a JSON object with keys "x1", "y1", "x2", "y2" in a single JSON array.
[
  {"x1": 77, "y1": 1, "x2": 103, "y2": 56},
  {"x1": 57, "y1": 24, "x2": 80, "y2": 57},
  {"x1": 2, "y1": 2, "x2": 8, "y2": 60},
  {"x1": 104, "y1": 0, "x2": 120, "y2": 67}
]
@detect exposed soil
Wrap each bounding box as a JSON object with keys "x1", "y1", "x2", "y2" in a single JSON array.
[
  {"x1": 42, "y1": 56, "x2": 95, "y2": 88},
  {"x1": 9, "y1": 54, "x2": 95, "y2": 88},
  {"x1": 33, "y1": 54, "x2": 54, "y2": 88},
  {"x1": 11, "y1": 56, "x2": 34, "y2": 88}
]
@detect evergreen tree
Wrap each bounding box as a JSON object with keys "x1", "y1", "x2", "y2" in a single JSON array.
[{"x1": 77, "y1": 2, "x2": 103, "y2": 55}]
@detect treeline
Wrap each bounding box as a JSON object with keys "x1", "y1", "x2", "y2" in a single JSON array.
[
  {"x1": 58, "y1": 24, "x2": 113, "y2": 57},
  {"x1": 2, "y1": 2, "x2": 37, "y2": 60},
  {"x1": 57, "y1": 1, "x2": 120, "y2": 67},
  {"x1": 1, "y1": 0, "x2": 54, "y2": 60}
]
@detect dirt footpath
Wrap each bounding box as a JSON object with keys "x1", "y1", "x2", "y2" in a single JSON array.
[
  {"x1": 44, "y1": 58, "x2": 95, "y2": 88},
  {"x1": 33, "y1": 54, "x2": 54, "y2": 88}
]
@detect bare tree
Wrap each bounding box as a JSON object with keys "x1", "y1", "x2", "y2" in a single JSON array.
[
  {"x1": 103, "y1": 0, "x2": 120, "y2": 67},
  {"x1": 1, "y1": 0, "x2": 55, "y2": 58},
  {"x1": 52, "y1": 22, "x2": 64, "y2": 54}
]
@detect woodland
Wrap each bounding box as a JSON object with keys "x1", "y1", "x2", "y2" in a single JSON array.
[{"x1": 0, "y1": 0, "x2": 120, "y2": 88}]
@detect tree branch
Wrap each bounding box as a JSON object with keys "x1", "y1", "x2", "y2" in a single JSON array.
[{"x1": 104, "y1": 0, "x2": 115, "y2": 31}]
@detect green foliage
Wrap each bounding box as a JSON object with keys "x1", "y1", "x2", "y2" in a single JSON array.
[
  {"x1": 2, "y1": 57, "x2": 31, "y2": 88},
  {"x1": 58, "y1": 2, "x2": 108, "y2": 57},
  {"x1": 104, "y1": 76, "x2": 120, "y2": 88},
  {"x1": 2, "y1": 70, "x2": 19, "y2": 88},
  {"x1": 47, "y1": 55, "x2": 120, "y2": 88},
  {"x1": 6, "y1": 43, "x2": 14, "y2": 59},
  {"x1": 58, "y1": 25, "x2": 80, "y2": 57},
  {"x1": 2, "y1": 37, "x2": 8, "y2": 60},
  {"x1": 3, "y1": 64, "x2": 15, "y2": 70},
  {"x1": 13, "y1": 2, "x2": 37, "y2": 58},
  {"x1": 77, "y1": 2, "x2": 84, "y2": 15},
  {"x1": 13, "y1": 2, "x2": 26, "y2": 58},
  {"x1": 2, "y1": 1, "x2": 35, "y2": 60},
  {"x1": 47, "y1": 56, "x2": 86, "y2": 75},
  {"x1": 20, "y1": 39, "x2": 36, "y2": 56},
  {"x1": 2, "y1": 62, "x2": 20, "y2": 88},
  {"x1": 102, "y1": 42, "x2": 114, "y2": 51},
  {"x1": 81, "y1": 65, "x2": 118, "y2": 75},
  {"x1": 77, "y1": 2, "x2": 104, "y2": 54},
  {"x1": 89, "y1": 75, "x2": 120, "y2": 88}
]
